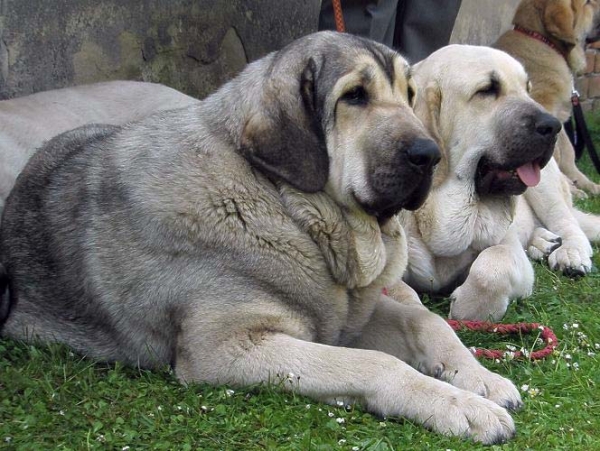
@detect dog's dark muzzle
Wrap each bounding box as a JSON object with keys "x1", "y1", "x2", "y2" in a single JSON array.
[
  {"x1": 476, "y1": 110, "x2": 561, "y2": 197},
  {"x1": 365, "y1": 138, "x2": 440, "y2": 221}
]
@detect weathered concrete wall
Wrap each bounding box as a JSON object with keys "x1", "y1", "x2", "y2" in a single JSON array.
[
  {"x1": 450, "y1": 0, "x2": 520, "y2": 46},
  {"x1": 0, "y1": 0, "x2": 320, "y2": 100}
]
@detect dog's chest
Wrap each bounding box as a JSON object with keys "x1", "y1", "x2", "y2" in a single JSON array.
[
  {"x1": 470, "y1": 198, "x2": 515, "y2": 251},
  {"x1": 278, "y1": 185, "x2": 407, "y2": 291}
]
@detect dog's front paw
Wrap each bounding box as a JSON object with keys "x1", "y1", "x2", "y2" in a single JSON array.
[
  {"x1": 372, "y1": 376, "x2": 515, "y2": 444},
  {"x1": 570, "y1": 183, "x2": 588, "y2": 200},
  {"x1": 418, "y1": 384, "x2": 515, "y2": 444},
  {"x1": 548, "y1": 240, "x2": 593, "y2": 277},
  {"x1": 439, "y1": 364, "x2": 522, "y2": 412},
  {"x1": 449, "y1": 285, "x2": 509, "y2": 322},
  {"x1": 527, "y1": 227, "x2": 562, "y2": 261}
]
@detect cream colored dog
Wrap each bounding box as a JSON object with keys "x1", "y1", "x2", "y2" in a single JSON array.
[
  {"x1": 491, "y1": 0, "x2": 600, "y2": 279},
  {"x1": 396, "y1": 45, "x2": 562, "y2": 321},
  {"x1": 0, "y1": 80, "x2": 198, "y2": 215}
]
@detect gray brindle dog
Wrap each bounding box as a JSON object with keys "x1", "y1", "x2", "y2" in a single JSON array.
[{"x1": 0, "y1": 32, "x2": 522, "y2": 444}]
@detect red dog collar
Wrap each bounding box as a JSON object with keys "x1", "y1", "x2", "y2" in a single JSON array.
[{"x1": 513, "y1": 24, "x2": 565, "y2": 59}]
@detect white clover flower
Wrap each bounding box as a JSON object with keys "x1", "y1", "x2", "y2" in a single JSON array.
[
  {"x1": 306, "y1": 404, "x2": 311, "y2": 409},
  {"x1": 336, "y1": 417, "x2": 345, "y2": 424},
  {"x1": 565, "y1": 354, "x2": 572, "y2": 360},
  {"x1": 572, "y1": 323, "x2": 579, "y2": 329},
  {"x1": 201, "y1": 405, "x2": 208, "y2": 412},
  {"x1": 563, "y1": 324, "x2": 569, "y2": 330},
  {"x1": 352, "y1": 447, "x2": 360, "y2": 451},
  {"x1": 521, "y1": 384, "x2": 530, "y2": 392},
  {"x1": 504, "y1": 351, "x2": 515, "y2": 360},
  {"x1": 506, "y1": 344, "x2": 517, "y2": 352},
  {"x1": 338, "y1": 439, "x2": 347, "y2": 445},
  {"x1": 225, "y1": 389, "x2": 235, "y2": 397},
  {"x1": 573, "y1": 362, "x2": 580, "y2": 370},
  {"x1": 528, "y1": 388, "x2": 540, "y2": 397},
  {"x1": 538, "y1": 325, "x2": 545, "y2": 331},
  {"x1": 328, "y1": 412, "x2": 335, "y2": 418},
  {"x1": 587, "y1": 351, "x2": 596, "y2": 356},
  {"x1": 555, "y1": 404, "x2": 561, "y2": 408},
  {"x1": 122, "y1": 447, "x2": 130, "y2": 451},
  {"x1": 59, "y1": 410, "x2": 65, "y2": 416}
]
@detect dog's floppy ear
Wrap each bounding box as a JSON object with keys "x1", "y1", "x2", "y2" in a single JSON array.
[
  {"x1": 411, "y1": 81, "x2": 448, "y2": 187},
  {"x1": 541, "y1": 0, "x2": 577, "y2": 46},
  {"x1": 240, "y1": 58, "x2": 329, "y2": 193}
]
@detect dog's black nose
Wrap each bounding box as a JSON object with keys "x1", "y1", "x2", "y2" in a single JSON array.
[
  {"x1": 407, "y1": 138, "x2": 441, "y2": 169},
  {"x1": 535, "y1": 112, "x2": 561, "y2": 138}
]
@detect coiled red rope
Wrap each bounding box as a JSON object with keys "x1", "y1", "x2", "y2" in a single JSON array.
[
  {"x1": 446, "y1": 319, "x2": 558, "y2": 361},
  {"x1": 381, "y1": 287, "x2": 558, "y2": 360}
]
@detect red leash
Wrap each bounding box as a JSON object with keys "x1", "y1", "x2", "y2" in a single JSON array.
[
  {"x1": 446, "y1": 319, "x2": 558, "y2": 361},
  {"x1": 382, "y1": 287, "x2": 558, "y2": 360},
  {"x1": 332, "y1": 0, "x2": 346, "y2": 33}
]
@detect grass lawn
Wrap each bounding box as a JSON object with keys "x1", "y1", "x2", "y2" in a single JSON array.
[{"x1": 2, "y1": 115, "x2": 600, "y2": 451}]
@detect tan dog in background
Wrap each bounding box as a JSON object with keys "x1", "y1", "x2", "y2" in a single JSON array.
[
  {"x1": 494, "y1": 0, "x2": 600, "y2": 194},
  {"x1": 0, "y1": 81, "x2": 199, "y2": 215},
  {"x1": 395, "y1": 45, "x2": 561, "y2": 321}
]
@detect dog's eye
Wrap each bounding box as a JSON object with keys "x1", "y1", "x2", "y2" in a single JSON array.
[
  {"x1": 476, "y1": 79, "x2": 500, "y2": 97},
  {"x1": 341, "y1": 86, "x2": 368, "y2": 106},
  {"x1": 407, "y1": 85, "x2": 415, "y2": 106}
]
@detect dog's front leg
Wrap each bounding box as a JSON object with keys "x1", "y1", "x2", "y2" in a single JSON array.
[
  {"x1": 176, "y1": 308, "x2": 515, "y2": 444},
  {"x1": 350, "y1": 288, "x2": 522, "y2": 412},
  {"x1": 525, "y1": 158, "x2": 593, "y2": 276},
  {"x1": 448, "y1": 227, "x2": 533, "y2": 322}
]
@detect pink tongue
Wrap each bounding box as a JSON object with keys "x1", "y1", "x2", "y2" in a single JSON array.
[{"x1": 516, "y1": 161, "x2": 541, "y2": 187}]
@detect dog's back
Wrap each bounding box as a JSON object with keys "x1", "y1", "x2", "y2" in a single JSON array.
[
  {"x1": 0, "y1": 81, "x2": 199, "y2": 212},
  {"x1": 0, "y1": 124, "x2": 126, "y2": 355}
]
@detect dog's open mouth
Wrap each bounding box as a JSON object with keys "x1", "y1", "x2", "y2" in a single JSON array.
[{"x1": 476, "y1": 156, "x2": 548, "y2": 197}]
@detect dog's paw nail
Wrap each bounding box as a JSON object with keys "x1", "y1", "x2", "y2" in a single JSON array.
[
  {"x1": 563, "y1": 267, "x2": 585, "y2": 278},
  {"x1": 503, "y1": 399, "x2": 523, "y2": 412}
]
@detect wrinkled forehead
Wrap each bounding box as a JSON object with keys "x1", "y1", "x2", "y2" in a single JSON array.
[{"x1": 322, "y1": 45, "x2": 411, "y2": 98}]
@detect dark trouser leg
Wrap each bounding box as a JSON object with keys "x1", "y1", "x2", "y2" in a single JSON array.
[{"x1": 393, "y1": 0, "x2": 462, "y2": 63}]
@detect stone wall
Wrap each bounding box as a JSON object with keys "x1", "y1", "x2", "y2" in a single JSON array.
[
  {"x1": 576, "y1": 44, "x2": 600, "y2": 113},
  {"x1": 0, "y1": 0, "x2": 320, "y2": 100}
]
